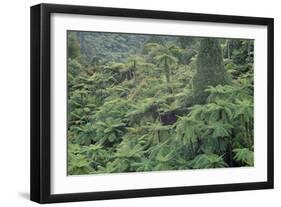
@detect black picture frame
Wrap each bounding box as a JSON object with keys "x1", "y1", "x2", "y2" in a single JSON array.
[{"x1": 30, "y1": 3, "x2": 274, "y2": 204}]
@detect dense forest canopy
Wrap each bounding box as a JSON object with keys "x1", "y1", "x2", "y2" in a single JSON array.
[{"x1": 67, "y1": 31, "x2": 254, "y2": 175}]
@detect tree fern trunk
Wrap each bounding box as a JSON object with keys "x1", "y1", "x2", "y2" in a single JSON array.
[
  {"x1": 228, "y1": 129, "x2": 234, "y2": 167},
  {"x1": 164, "y1": 56, "x2": 170, "y2": 83},
  {"x1": 227, "y1": 40, "x2": 230, "y2": 59},
  {"x1": 190, "y1": 139, "x2": 195, "y2": 158}
]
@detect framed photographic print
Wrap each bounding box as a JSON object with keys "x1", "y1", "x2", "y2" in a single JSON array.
[{"x1": 30, "y1": 3, "x2": 274, "y2": 203}]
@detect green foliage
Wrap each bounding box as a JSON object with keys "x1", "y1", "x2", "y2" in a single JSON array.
[
  {"x1": 67, "y1": 32, "x2": 254, "y2": 175},
  {"x1": 233, "y1": 148, "x2": 254, "y2": 166},
  {"x1": 190, "y1": 153, "x2": 228, "y2": 169},
  {"x1": 176, "y1": 116, "x2": 202, "y2": 145},
  {"x1": 177, "y1": 36, "x2": 196, "y2": 49},
  {"x1": 68, "y1": 144, "x2": 93, "y2": 175}
]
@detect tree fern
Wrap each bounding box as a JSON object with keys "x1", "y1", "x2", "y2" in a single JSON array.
[
  {"x1": 191, "y1": 153, "x2": 228, "y2": 169},
  {"x1": 233, "y1": 148, "x2": 254, "y2": 166}
]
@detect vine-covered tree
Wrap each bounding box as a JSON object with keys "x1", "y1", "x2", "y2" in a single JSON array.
[{"x1": 193, "y1": 38, "x2": 229, "y2": 104}]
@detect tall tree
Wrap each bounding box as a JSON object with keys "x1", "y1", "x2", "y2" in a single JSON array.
[
  {"x1": 67, "y1": 32, "x2": 81, "y2": 59},
  {"x1": 193, "y1": 38, "x2": 228, "y2": 104}
]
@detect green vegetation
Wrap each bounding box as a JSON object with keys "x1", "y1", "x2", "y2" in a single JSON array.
[{"x1": 67, "y1": 31, "x2": 254, "y2": 175}]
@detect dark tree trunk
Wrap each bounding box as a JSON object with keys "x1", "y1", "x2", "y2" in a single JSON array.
[{"x1": 160, "y1": 112, "x2": 177, "y2": 125}]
